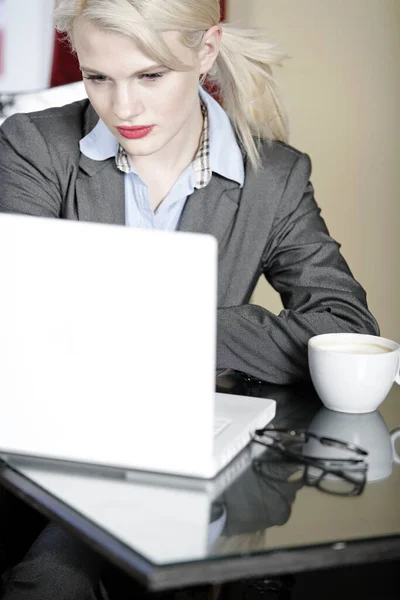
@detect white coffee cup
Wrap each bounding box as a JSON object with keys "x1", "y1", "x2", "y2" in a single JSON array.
[
  {"x1": 305, "y1": 408, "x2": 400, "y2": 482},
  {"x1": 308, "y1": 333, "x2": 400, "y2": 413}
]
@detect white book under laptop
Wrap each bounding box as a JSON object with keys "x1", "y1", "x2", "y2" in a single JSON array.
[{"x1": 0, "y1": 214, "x2": 275, "y2": 478}]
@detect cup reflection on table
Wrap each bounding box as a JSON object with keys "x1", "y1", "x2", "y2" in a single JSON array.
[{"x1": 305, "y1": 408, "x2": 400, "y2": 482}]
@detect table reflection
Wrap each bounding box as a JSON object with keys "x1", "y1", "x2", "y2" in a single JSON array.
[
  {"x1": 307, "y1": 408, "x2": 400, "y2": 482},
  {"x1": 1, "y1": 374, "x2": 399, "y2": 567}
]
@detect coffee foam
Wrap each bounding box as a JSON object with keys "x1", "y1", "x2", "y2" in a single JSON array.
[{"x1": 316, "y1": 343, "x2": 393, "y2": 355}]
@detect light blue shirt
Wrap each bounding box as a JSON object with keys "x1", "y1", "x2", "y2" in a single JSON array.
[{"x1": 80, "y1": 88, "x2": 244, "y2": 230}]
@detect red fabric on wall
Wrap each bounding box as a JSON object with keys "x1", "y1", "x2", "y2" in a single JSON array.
[
  {"x1": 50, "y1": 0, "x2": 226, "y2": 88},
  {"x1": 50, "y1": 31, "x2": 81, "y2": 87}
]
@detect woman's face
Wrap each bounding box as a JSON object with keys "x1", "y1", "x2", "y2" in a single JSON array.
[{"x1": 73, "y1": 18, "x2": 208, "y2": 160}]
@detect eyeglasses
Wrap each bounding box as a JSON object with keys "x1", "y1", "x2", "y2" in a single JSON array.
[
  {"x1": 252, "y1": 427, "x2": 368, "y2": 496},
  {"x1": 253, "y1": 427, "x2": 368, "y2": 459}
]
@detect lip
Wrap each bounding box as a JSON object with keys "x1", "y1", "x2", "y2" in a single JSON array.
[{"x1": 116, "y1": 125, "x2": 154, "y2": 140}]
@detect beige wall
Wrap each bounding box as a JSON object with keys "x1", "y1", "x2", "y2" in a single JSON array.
[{"x1": 228, "y1": 0, "x2": 400, "y2": 341}]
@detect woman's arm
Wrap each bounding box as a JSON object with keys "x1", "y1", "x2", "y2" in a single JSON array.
[
  {"x1": 0, "y1": 113, "x2": 62, "y2": 217},
  {"x1": 216, "y1": 154, "x2": 379, "y2": 383}
]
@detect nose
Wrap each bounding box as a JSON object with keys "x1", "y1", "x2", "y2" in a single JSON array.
[{"x1": 112, "y1": 83, "x2": 144, "y2": 122}]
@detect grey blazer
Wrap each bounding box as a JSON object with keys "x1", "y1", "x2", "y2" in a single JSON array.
[{"x1": 0, "y1": 100, "x2": 379, "y2": 383}]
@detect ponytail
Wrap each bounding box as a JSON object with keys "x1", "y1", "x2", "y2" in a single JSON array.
[{"x1": 208, "y1": 23, "x2": 289, "y2": 169}]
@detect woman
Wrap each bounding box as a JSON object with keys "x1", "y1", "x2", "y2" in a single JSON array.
[
  {"x1": 0, "y1": 1, "x2": 378, "y2": 599},
  {"x1": 0, "y1": 0, "x2": 378, "y2": 385}
]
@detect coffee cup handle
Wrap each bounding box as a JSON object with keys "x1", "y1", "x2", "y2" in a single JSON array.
[
  {"x1": 395, "y1": 357, "x2": 400, "y2": 385},
  {"x1": 391, "y1": 429, "x2": 400, "y2": 464}
]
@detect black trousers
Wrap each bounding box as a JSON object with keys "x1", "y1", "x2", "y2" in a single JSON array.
[
  {"x1": 0, "y1": 484, "x2": 106, "y2": 600},
  {"x1": 1, "y1": 522, "x2": 106, "y2": 600}
]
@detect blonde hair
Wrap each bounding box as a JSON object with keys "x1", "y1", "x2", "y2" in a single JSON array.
[{"x1": 54, "y1": 0, "x2": 289, "y2": 169}]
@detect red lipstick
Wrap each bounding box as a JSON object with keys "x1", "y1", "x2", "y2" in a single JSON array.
[{"x1": 116, "y1": 125, "x2": 154, "y2": 139}]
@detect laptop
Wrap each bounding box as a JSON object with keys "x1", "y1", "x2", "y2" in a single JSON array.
[{"x1": 0, "y1": 214, "x2": 275, "y2": 478}]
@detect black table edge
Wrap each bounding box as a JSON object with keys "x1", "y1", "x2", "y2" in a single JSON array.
[{"x1": 1, "y1": 460, "x2": 399, "y2": 591}]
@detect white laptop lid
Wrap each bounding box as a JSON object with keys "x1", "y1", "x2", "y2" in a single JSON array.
[{"x1": 0, "y1": 214, "x2": 217, "y2": 477}]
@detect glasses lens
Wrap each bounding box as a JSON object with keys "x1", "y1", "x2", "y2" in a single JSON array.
[
  {"x1": 307, "y1": 468, "x2": 365, "y2": 495},
  {"x1": 302, "y1": 457, "x2": 366, "y2": 469},
  {"x1": 254, "y1": 457, "x2": 366, "y2": 496},
  {"x1": 254, "y1": 458, "x2": 304, "y2": 483},
  {"x1": 259, "y1": 429, "x2": 305, "y2": 448},
  {"x1": 286, "y1": 465, "x2": 307, "y2": 483},
  {"x1": 319, "y1": 436, "x2": 368, "y2": 457},
  {"x1": 303, "y1": 438, "x2": 363, "y2": 462},
  {"x1": 259, "y1": 430, "x2": 367, "y2": 462},
  {"x1": 320, "y1": 476, "x2": 363, "y2": 495}
]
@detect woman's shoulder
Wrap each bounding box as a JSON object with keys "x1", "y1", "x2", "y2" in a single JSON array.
[
  {"x1": 258, "y1": 139, "x2": 311, "y2": 174},
  {"x1": 0, "y1": 99, "x2": 97, "y2": 156},
  {"x1": 240, "y1": 139, "x2": 313, "y2": 205}
]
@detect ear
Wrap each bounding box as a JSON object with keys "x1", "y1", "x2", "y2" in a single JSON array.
[{"x1": 199, "y1": 25, "x2": 222, "y2": 75}]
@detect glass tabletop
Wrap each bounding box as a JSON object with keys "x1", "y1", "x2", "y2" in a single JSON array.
[{"x1": 1, "y1": 374, "x2": 399, "y2": 583}]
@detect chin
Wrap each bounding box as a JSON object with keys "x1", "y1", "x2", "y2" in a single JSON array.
[{"x1": 121, "y1": 138, "x2": 167, "y2": 159}]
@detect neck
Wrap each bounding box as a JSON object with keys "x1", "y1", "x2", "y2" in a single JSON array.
[{"x1": 131, "y1": 97, "x2": 204, "y2": 183}]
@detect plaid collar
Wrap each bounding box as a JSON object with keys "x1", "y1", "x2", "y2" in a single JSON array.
[{"x1": 115, "y1": 100, "x2": 211, "y2": 190}]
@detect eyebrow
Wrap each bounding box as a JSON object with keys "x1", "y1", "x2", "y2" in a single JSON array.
[{"x1": 79, "y1": 64, "x2": 165, "y2": 77}]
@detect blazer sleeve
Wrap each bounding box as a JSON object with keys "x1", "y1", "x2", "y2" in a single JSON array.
[
  {"x1": 0, "y1": 114, "x2": 62, "y2": 217},
  {"x1": 216, "y1": 153, "x2": 380, "y2": 384}
]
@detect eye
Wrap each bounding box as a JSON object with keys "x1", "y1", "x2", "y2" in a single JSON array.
[
  {"x1": 82, "y1": 74, "x2": 109, "y2": 84},
  {"x1": 139, "y1": 72, "x2": 164, "y2": 81}
]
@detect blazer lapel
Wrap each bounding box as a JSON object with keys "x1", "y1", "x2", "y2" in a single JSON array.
[
  {"x1": 76, "y1": 154, "x2": 126, "y2": 225},
  {"x1": 75, "y1": 103, "x2": 125, "y2": 225},
  {"x1": 76, "y1": 164, "x2": 240, "y2": 232},
  {"x1": 177, "y1": 175, "x2": 241, "y2": 248}
]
